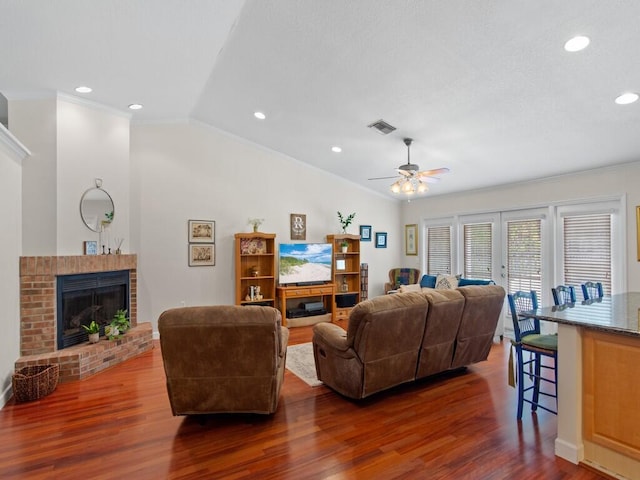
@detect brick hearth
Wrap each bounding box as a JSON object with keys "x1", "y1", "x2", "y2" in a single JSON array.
[{"x1": 17, "y1": 254, "x2": 153, "y2": 382}]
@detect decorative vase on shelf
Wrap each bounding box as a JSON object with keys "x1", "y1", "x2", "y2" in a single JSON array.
[
  {"x1": 341, "y1": 277, "x2": 349, "y2": 293},
  {"x1": 88, "y1": 332, "x2": 99, "y2": 344},
  {"x1": 341, "y1": 244, "x2": 348, "y2": 253}
]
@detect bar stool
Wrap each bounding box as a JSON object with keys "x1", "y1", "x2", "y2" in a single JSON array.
[
  {"x1": 581, "y1": 281, "x2": 603, "y2": 301},
  {"x1": 551, "y1": 285, "x2": 576, "y2": 306},
  {"x1": 507, "y1": 291, "x2": 558, "y2": 419}
]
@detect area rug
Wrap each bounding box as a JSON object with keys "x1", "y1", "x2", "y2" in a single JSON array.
[{"x1": 286, "y1": 342, "x2": 323, "y2": 387}]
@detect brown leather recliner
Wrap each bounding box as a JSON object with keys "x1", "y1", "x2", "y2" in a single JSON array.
[
  {"x1": 158, "y1": 305, "x2": 289, "y2": 415},
  {"x1": 312, "y1": 292, "x2": 429, "y2": 399},
  {"x1": 451, "y1": 285, "x2": 506, "y2": 369}
]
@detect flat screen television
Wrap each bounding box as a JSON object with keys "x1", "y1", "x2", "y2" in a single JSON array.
[{"x1": 278, "y1": 243, "x2": 333, "y2": 286}]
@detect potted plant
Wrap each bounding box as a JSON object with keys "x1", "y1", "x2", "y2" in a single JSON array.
[
  {"x1": 248, "y1": 217, "x2": 264, "y2": 232},
  {"x1": 337, "y1": 211, "x2": 355, "y2": 234},
  {"x1": 107, "y1": 309, "x2": 130, "y2": 340},
  {"x1": 82, "y1": 320, "x2": 100, "y2": 344},
  {"x1": 340, "y1": 240, "x2": 349, "y2": 253}
]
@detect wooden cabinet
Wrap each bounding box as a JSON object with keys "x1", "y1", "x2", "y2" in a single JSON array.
[
  {"x1": 276, "y1": 284, "x2": 335, "y2": 326},
  {"x1": 326, "y1": 234, "x2": 361, "y2": 322},
  {"x1": 234, "y1": 232, "x2": 276, "y2": 307}
]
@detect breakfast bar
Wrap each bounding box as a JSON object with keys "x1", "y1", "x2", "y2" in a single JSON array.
[{"x1": 527, "y1": 293, "x2": 640, "y2": 480}]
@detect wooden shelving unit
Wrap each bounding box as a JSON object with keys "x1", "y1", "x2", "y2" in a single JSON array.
[
  {"x1": 234, "y1": 232, "x2": 276, "y2": 307},
  {"x1": 326, "y1": 234, "x2": 361, "y2": 323}
]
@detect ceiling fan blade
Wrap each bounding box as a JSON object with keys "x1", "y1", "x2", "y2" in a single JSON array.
[
  {"x1": 368, "y1": 175, "x2": 400, "y2": 180},
  {"x1": 418, "y1": 176, "x2": 441, "y2": 183},
  {"x1": 396, "y1": 169, "x2": 412, "y2": 177},
  {"x1": 417, "y1": 167, "x2": 450, "y2": 177}
]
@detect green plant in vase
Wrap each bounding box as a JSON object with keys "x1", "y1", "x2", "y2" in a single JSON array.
[
  {"x1": 82, "y1": 320, "x2": 100, "y2": 343},
  {"x1": 107, "y1": 309, "x2": 130, "y2": 340},
  {"x1": 337, "y1": 211, "x2": 356, "y2": 234}
]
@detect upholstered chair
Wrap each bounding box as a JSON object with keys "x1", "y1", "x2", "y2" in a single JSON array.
[
  {"x1": 158, "y1": 305, "x2": 289, "y2": 415},
  {"x1": 312, "y1": 292, "x2": 428, "y2": 399},
  {"x1": 384, "y1": 268, "x2": 421, "y2": 293}
]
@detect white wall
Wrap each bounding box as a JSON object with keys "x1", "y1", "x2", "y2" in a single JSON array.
[
  {"x1": 9, "y1": 97, "x2": 58, "y2": 255},
  {"x1": 402, "y1": 162, "x2": 640, "y2": 290},
  {"x1": 130, "y1": 122, "x2": 401, "y2": 333},
  {"x1": 56, "y1": 98, "x2": 130, "y2": 254},
  {"x1": 8, "y1": 95, "x2": 131, "y2": 256},
  {"x1": 0, "y1": 125, "x2": 28, "y2": 406}
]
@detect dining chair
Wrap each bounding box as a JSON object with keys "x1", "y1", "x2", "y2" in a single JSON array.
[
  {"x1": 551, "y1": 285, "x2": 576, "y2": 306},
  {"x1": 581, "y1": 281, "x2": 604, "y2": 301},
  {"x1": 507, "y1": 291, "x2": 558, "y2": 419}
]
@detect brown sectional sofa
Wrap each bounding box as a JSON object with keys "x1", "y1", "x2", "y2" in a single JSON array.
[{"x1": 312, "y1": 285, "x2": 505, "y2": 399}]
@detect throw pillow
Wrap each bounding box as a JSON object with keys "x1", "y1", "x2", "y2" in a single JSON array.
[
  {"x1": 435, "y1": 274, "x2": 459, "y2": 290},
  {"x1": 458, "y1": 278, "x2": 494, "y2": 286},
  {"x1": 399, "y1": 283, "x2": 421, "y2": 293},
  {"x1": 419, "y1": 274, "x2": 437, "y2": 288}
]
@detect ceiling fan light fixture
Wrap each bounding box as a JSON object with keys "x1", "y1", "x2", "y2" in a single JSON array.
[
  {"x1": 391, "y1": 180, "x2": 402, "y2": 193},
  {"x1": 417, "y1": 182, "x2": 428, "y2": 193}
]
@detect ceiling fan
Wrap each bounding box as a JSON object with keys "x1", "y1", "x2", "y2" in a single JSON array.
[{"x1": 368, "y1": 138, "x2": 449, "y2": 194}]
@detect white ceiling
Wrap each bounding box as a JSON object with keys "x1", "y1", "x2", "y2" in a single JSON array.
[{"x1": 2, "y1": 0, "x2": 640, "y2": 200}]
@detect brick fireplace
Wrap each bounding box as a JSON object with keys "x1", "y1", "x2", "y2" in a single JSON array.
[{"x1": 16, "y1": 254, "x2": 153, "y2": 382}]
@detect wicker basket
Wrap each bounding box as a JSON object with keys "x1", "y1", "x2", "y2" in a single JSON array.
[{"x1": 12, "y1": 364, "x2": 60, "y2": 403}]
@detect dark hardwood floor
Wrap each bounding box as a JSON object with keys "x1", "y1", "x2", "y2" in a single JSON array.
[{"x1": 0, "y1": 326, "x2": 608, "y2": 479}]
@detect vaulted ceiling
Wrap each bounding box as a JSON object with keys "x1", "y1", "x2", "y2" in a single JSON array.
[{"x1": 2, "y1": 0, "x2": 639, "y2": 200}]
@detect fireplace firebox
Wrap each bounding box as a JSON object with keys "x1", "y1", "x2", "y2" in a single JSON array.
[{"x1": 56, "y1": 270, "x2": 130, "y2": 349}]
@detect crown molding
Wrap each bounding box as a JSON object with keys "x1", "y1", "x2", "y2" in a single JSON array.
[
  {"x1": 57, "y1": 92, "x2": 132, "y2": 119},
  {"x1": 0, "y1": 123, "x2": 31, "y2": 164},
  {"x1": 2, "y1": 90, "x2": 131, "y2": 119}
]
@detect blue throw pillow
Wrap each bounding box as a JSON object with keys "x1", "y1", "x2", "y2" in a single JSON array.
[
  {"x1": 420, "y1": 275, "x2": 437, "y2": 288},
  {"x1": 458, "y1": 278, "x2": 494, "y2": 286}
]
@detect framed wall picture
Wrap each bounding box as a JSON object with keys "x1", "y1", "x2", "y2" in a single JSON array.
[
  {"x1": 637, "y1": 206, "x2": 640, "y2": 261},
  {"x1": 189, "y1": 244, "x2": 215, "y2": 266},
  {"x1": 290, "y1": 213, "x2": 306, "y2": 240},
  {"x1": 375, "y1": 232, "x2": 387, "y2": 248},
  {"x1": 360, "y1": 225, "x2": 372, "y2": 241},
  {"x1": 405, "y1": 224, "x2": 418, "y2": 256},
  {"x1": 188, "y1": 220, "x2": 215, "y2": 243},
  {"x1": 83, "y1": 240, "x2": 98, "y2": 255}
]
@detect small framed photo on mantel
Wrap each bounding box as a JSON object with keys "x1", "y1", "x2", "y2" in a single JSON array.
[{"x1": 83, "y1": 240, "x2": 98, "y2": 255}]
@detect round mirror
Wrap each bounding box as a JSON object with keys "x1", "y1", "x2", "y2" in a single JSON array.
[{"x1": 80, "y1": 187, "x2": 114, "y2": 232}]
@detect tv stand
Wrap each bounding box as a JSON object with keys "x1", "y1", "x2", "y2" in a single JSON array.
[{"x1": 276, "y1": 283, "x2": 335, "y2": 326}]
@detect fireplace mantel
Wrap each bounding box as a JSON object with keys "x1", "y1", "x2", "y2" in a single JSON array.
[{"x1": 17, "y1": 254, "x2": 153, "y2": 382}]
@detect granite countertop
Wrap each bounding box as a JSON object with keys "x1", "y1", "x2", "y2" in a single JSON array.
[{"x1": 528, "y1": 292, "x2": 640, "y2": 337}]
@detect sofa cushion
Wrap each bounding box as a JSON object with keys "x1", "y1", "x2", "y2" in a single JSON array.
[
  {"x1": 399, "y1": 283, "x2": 422, "y2": 293},
  {"x1": 420, "y1": 274, "x2": 437, "y2": 288},
  {"x1": 436, "y1": 274, "x2": 459, "y2": 290}
]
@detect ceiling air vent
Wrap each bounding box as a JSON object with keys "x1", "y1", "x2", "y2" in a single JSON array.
[{"x1": 367, "y1": 119, "x2": 396, "y2": 135}]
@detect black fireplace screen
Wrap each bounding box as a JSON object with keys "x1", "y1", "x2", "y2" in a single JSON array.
[{"x1": 56, "y1": 270, "x2": 129, "y2": 349}]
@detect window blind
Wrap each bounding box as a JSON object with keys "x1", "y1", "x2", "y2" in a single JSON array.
[
  {"x1": 463, "y1": 223, "x2": 492, "y2": 279},
  {"x1": 563, "y1": 214, "x2": 611, "y2": 296},
  {"x1": 507, "y1": 219, "x2": 542, "y2": 299},
  {"x1": 426, "y1": 225, "x2": 451, "y2": 275}
]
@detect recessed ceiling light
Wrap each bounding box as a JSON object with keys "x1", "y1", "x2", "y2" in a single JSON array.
[
  {"x1": 75, "y1": 86, "x2": 92, "y2": 93},
  {"x1": 128, "y1": 104, "x2": 143, "y2": 110},
  {"x1": 615, "y1": 92, "x2": 639, "y2": 105},
  {"x1": 331, "y1": 146, "x2": 342, "y2": 153},
  {"x1": 564, "y1": 35, "x2": 590, "y2": 52},
  {"x1": 254, "y1": 111, "x2": 266, "y2": 120}
]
